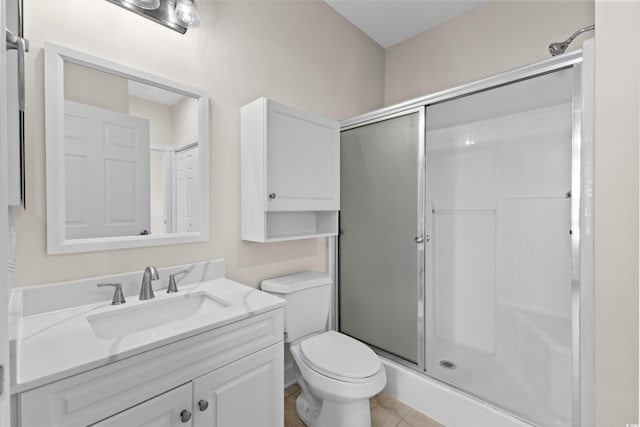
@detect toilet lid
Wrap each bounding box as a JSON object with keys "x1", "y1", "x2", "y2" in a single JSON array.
[{"x1": 300, "y1": 331, "x2": 381, "y2": 382}]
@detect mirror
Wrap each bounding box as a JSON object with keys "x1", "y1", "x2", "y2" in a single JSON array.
[{"x1": 45, "y1": 42, "x2": 209, "y2": 254}]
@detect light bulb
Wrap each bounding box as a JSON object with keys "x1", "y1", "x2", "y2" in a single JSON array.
[
  {"x1": 175, "y1": 0, "x2": 201, "y2": 28},
  {"x1": 126, "y1": 0, "x2": 160, "y2": 10}
]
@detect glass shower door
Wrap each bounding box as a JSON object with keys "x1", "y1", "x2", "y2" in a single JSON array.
[
  {"x1": 425, "y1": 68, "x2": 576, "y2": 426},
  {"x1": 339, "y1": 110, "x2": 423, "y2": 364}
]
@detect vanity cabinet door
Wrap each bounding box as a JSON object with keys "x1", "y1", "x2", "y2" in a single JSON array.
[
  {"x1": 92, "y1": 383, "x2": 193, "y2": 427},
  {"x1": 193, "y1": 344, "x2": 283, "y2": 427}
]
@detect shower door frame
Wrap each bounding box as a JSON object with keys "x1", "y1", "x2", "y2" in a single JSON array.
[{"x1": 332, "y1": 45, "x2": 594, "y2": 427}]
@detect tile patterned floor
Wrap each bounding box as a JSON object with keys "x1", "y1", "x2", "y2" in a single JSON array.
[{"x1": 284, "y1": 384, "x2": 443, "y2": 427}]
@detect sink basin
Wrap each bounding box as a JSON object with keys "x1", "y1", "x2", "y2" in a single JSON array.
[{"x1": 87, "y1": 292, "x2": 231, "y2": 340}]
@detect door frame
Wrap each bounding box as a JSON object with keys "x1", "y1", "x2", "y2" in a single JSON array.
[{"x1": 0, "y1": 0, "x2": 12, "y2": 422}]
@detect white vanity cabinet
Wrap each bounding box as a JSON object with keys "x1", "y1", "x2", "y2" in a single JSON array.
[
  {"x1": 241, "y1": 97, "x2": 340, "y2": 242},
  {"x1": 15, "y1": 309, "x2": 284, "y2": 427},
  {"x1": 93, "y1": 345, "x2": 281, "y2": 427}
]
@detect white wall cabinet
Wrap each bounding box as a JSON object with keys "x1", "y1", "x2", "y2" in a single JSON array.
[
  {"x1": 241, "y1": 97, "x2": 339, "y2": 242},
  {"x1": 15, "y1": 309, "x2": 284, "y2": 427}
]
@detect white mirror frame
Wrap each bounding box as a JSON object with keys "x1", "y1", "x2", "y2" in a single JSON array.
[{"x1": 44, "y1": 42, "x2": 210, "y2": 254}]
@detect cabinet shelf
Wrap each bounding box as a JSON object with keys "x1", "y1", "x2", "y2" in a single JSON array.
[{"x1": 264, "y1": 211, "x2": 338, "y2": 242}]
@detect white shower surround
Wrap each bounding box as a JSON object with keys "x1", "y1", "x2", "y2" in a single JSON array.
[{"x1": 425, "y1": 98, "x2": 573, "y2": 425}]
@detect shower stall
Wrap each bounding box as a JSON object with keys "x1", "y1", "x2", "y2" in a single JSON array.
[{"x1": 336, "y1": 44, "x2": 593, "y2": 427}]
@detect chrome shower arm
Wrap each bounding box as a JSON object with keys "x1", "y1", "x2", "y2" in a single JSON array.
[
  {"x1": 565, "y1": 24, "x2": 595, "y2": 44},
  {"x1": 549, "y1": 24, "x2": 595, "y2": 56}
]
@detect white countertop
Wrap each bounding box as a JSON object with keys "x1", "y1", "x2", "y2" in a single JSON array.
[{"x1": 13, "y1": 278, "x2": 284, "y2": 393}]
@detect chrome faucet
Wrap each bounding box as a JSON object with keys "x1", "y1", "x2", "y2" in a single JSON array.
[{"x1": 140, "y1": 266, "x2": 159, "y2": 300}]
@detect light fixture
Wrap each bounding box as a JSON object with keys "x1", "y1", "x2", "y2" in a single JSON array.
[
  {"x1": 106, "y1": 0, "x2": 193, "y2": 34},
  {"x1": 174, "y1": 0, "x2": 201, "y2": 28},
  {"x1": 125, "y1": 0, "x2": 160, "y2": 10}
]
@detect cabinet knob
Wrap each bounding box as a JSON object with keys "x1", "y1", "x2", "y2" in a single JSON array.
[
  {"x1": 180, "y1": 409, "x2": 192, "y2": 423},
  {"x1": 269, "y1": 193, "x2": 277, "y2": 199},
  {"x1": 198, "y1": 399, "x2": 209, "y2": 411}
]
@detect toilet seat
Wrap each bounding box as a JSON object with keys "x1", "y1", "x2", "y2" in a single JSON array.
[{"x1": 300, "y1": 331, "x2": 381, "y2": 383}]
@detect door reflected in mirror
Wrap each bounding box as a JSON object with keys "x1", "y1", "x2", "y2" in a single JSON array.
[
  {"x1": 45, "y1": 42, "x2": 209, "y2": 254},
  {"x1": 63, "y1": 62, "x2": 199, "y2": 238}
]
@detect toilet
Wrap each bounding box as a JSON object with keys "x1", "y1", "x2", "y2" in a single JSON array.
[{"x1": 261, "y1": 272, "x2": 386, "y2": 427}]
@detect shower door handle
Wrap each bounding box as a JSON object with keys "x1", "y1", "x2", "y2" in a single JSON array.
[{"x1": 415, "y1": 235, "x2": 430, "y2": 244}]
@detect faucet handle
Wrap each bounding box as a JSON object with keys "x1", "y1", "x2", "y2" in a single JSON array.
[
  {"x1": 167, "y1": 270, "x2": 188, "y2": 293},
  {"x1": 97, "y1": 282, "x2": 126, "y2": 305}
]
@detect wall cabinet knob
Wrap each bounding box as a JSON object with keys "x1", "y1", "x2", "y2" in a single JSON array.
[
  {"x1": 180, "y1": 409, "x2": 192, "y2": 423},
  {"x1": 198, "y1": 399, "x2": 209, "y2": 411},
  {"x1": 269, "y1": 193, "x2": 277, "y2": 199}
]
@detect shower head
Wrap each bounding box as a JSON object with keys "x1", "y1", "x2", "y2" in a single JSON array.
[
  {"x1": 548, "y1": 41, "x2": 570, "y2": 56},
  {"x1": 548, "y1": 24, "x2": 595, "y2": 56}
]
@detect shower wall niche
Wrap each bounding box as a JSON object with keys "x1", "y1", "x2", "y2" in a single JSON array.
[{"x1": 338, "y1": 48, "x2": 593, "y2": 427}]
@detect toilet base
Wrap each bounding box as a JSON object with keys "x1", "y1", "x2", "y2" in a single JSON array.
[
  {"x1": 296, "y1": 393, "x2": 321, "y2": 426},
  {"x1": 313, "y1": 398, "x2": 372, "y2": 427},
  {"x1": 293, "y1": 378, "x2": 374, "y2": 427}
]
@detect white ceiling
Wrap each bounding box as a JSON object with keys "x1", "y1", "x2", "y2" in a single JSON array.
[{"x1": 324, "y1": 0, "x2": 487, "y2": 49}]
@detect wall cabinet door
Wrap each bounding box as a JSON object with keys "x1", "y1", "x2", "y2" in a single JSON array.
[
  {"x1": 92, "y1": 383, "x2": 193, "y2": 427},
  {"x1": 193, "y1": 344, "x2": 283, "y2": 427},
  {"x1": 265, "y1": 100, "x2": 339, "y2": 212}
]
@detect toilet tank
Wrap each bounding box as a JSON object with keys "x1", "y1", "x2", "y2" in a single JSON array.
[{"x1": 261, "y1": 272, "x2": 332, "y2": 343}]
